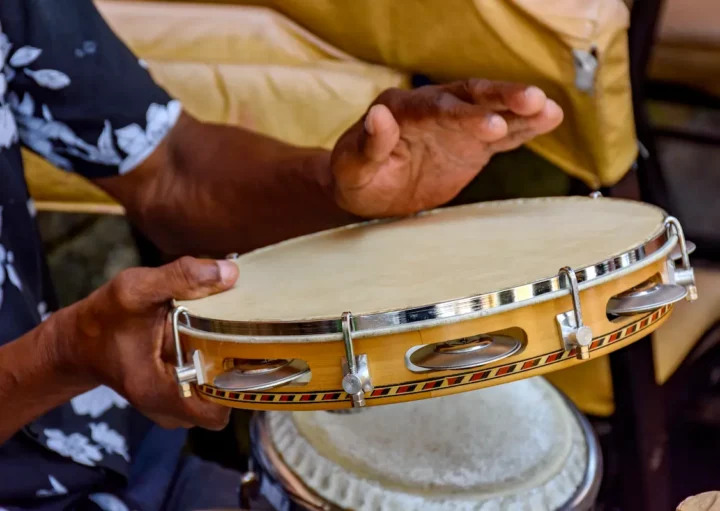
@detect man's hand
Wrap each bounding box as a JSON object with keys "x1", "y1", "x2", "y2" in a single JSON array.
[
  {"x1": 66, "y1": 257, "x2": 240, "y2": 430},
  {"x1": 0, "y1": 257, "x2": 239, "y2": 443},
  {"x1": 331, "y1": 80, "x2": 563, "y2": 217},
  {"x1": 98, "y1": 79, "x2": 562, "y2": 256}
]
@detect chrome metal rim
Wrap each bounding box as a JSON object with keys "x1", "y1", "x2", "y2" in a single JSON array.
[
  {"x1": 559, "y1": 395, "x2": 603, "y2": 511},
  {"x1": 250, "y1": 413, "x2": 336, "y2": 511},
  {"x1": 178, "y1": 223, "x2": 673, "y2": 341}
]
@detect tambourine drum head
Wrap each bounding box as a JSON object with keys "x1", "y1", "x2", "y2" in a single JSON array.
[{"x1": 178, "y1": 197, "x2": 664, "y2": 322}]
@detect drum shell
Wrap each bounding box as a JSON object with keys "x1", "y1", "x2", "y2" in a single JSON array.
[{"x1": 184, "y1": 256, "x2": 673, "y2": 410}]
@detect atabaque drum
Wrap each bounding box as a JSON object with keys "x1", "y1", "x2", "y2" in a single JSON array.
[
  {"x1": 245, "y1": 377, "x2": 602, "y2": 510},
  {"x1": 171, "y1": 196, "x2": 698, "y2": 410}
]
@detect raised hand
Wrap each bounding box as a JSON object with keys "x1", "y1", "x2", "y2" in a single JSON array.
[{"x1": 331, "y1": 79, "x2": 563, "y2": 217}]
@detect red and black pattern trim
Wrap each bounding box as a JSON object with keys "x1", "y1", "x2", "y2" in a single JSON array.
[{"x1": 198, "y1": 305, "x2": 671, "y2": 405}]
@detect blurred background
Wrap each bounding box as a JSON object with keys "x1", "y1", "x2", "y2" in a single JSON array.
[{"x1": 31, "y1": 0, "x2": 720, "y2": 509}]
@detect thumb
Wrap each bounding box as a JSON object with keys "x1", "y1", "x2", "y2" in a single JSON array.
[
  {"x1": 127, "y1": 256, "x2": 239, "y2": 308},
  {"x1": 361, "y1": 104, "x2": 400, "y2": 163}
]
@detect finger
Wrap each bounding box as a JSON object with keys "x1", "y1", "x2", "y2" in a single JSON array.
[
  {"x1": 361, "y1": 104, "x2": 400, "y2": 163},
  {"x1": 161, "y1": 316, "x2": 177, "y2": 361},
  {"x1": 429, "y1": 93, "x2": 508, "y2": 142},
  {"x1": 116, "y1": 257, "x2": 239, "y2": 310},
  {"x1": 488, "y1": 128, "x2": 537, "y2": 153},
  {"x1": 500, "y1": 99, "x2": 564, "y2": 136},
  {"x1": 149, "y1": 365, "x2": 232, "y2": 431},
  {"x1": 144, "y1": 411, "x2": 194, "y2": 430},
  {"x1": 179, "y1": 394, "x2": 232, "y2": 431},
  {"x1": 445, "y1": 79, "x2": 548, "y2": 116}
]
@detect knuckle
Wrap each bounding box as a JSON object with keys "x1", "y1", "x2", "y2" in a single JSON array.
[
  {"x1": 111, "y1": 269, "x2": 141, "y2": 310},
  {"x1": 409, "y1": 90, "x2": 444, "y2": 119},
  {"x1": 467, "y1": 78, "x2": 491, "y2": 95},
  {"x1": 122, "y1": 374, "x2": 148, "y2": 403},
  {"x1": 172, "y1": 256, "x2": 200, "y2": 291},
  {"x1": 156, "y1": 418, "x2": 180, "y2": 429},
  {"x1": 205, "y1": 409, "x2": 231, "y2": 431},
  {"x1": 432, "y1": 92, "x2": 451, "y2": 111},
  {"x1": 173, "y1": 256, "x2": 221, "y2": 291},
  {"x1": 155, "y1": 415, "x2": 191, "y2": 430},
  {"x1": 188, "y1": 401, "x2": 230, "y2": 430},
  {"x1": 375, "y1": 87, "x2": 404, "y2": 110}
]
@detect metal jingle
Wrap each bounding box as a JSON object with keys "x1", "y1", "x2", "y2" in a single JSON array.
[
  {"x1": 670, "y1": 240, "x2": 696, "y2": 261},
  {"x1": 229, "y1": 358, "x2": 291, "y2": 375},
  {"x1": 407, "y1": 334, "x2": 522, "y2": 371},
  {"x1": 607, "y1": 283, "x2": 687, "y2": 316},
  {"x1": 434, "y1": 335, "x2": 493, "y2": 354},
  {"x1": 214, "y1": 359, "x2": 310, "y2": 391}
]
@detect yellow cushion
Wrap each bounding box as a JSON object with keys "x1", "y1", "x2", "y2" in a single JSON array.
[{"x1": 185, "y1": 0, "x2": 638, "y2": 189}]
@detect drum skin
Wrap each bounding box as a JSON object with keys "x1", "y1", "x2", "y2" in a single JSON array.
[
  {"x1": 252, "y1": 378, "x2": 601, "y2": 511},
  {"x1": 186, "y1": 259, "x2": 673, "y2": 410}
]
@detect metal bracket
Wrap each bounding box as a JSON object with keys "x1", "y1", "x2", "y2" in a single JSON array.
[
  {"x1": 556, "y1": 267, "x2": 593, "y2": 361},
  {"x1": 670, "y1": 240, "x2": 696, "y2": 261},
  {"x1": 340, "y1": 312, "x2": 373, "y2": 407},
  {"x1": 665, "y1": 216, "x2": 698, "y2": 302},
  {"x1": 172, "y1": 306, "x2": 207, "y2": 398},
  {"x1": 572, "y1": 47, "x2": 598, "y2": 94}
]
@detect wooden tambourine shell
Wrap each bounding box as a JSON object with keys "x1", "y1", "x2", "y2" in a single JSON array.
[{"x1": 171, "y1": 196, "x2": 698, "y2": 411}]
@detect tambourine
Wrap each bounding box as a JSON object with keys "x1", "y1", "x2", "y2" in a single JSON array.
[{"x1": 171, "y1": 195, "x2": 697, "y2": 410}]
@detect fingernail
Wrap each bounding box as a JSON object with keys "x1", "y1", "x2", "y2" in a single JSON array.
[
  {"x1": 546, "y1": 99, "x2": 562, "y2": 115},
  {"x1": 217, "y1": 260, "x2": 237, "y2": 285},
  {"x1": 364, "y1": 107, "x2": 377, "y2": 135},
  {"x1": 488, "y1": 114, "x2": 505, "y2": 130},
  {"x1": 524, "y1": 86, "x2": 545, "y2": 101}
]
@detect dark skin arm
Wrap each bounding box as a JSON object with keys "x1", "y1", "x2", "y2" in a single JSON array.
[
  {"x1": 1, "y1": 80, "x2": 562, "y2": 442},
  {"x1": 0, "y1": 257, "x2": 238, "y2": 444},
  {"x1": 95, "y1": 80, "x2": 563, "y2": 257},
  {"x1": 95, "y1": 115, "x2": 355, "y2": 257}
]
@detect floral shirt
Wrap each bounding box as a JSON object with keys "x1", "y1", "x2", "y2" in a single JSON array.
[{"x1": 0, "y1": 1, "x2": 187, "y2": 509}]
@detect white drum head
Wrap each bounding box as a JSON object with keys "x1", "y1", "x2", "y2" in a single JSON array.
[
  {"x1": 178, "y1": 197, "x2": 664, "y2": 322},
  {"x1": 267, "y1": 377, "x2": 588, "y2": 510}
]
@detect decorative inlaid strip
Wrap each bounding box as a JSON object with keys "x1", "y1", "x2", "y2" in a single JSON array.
[{"x1": 199, "y1": 305, "x2": 671, "y2": 405}]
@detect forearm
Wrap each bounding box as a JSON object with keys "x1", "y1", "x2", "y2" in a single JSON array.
[
  {"x1": 98, "y1": 112, "x2": 359, "y2": 257},
  {"x1": 0, "y1": 307, "x2": 94, "y2": 444}
]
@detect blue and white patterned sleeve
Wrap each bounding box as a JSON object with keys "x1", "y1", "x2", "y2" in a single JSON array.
[{"x1": 0, "y1": 0, "x2": 181, "y2": 179}]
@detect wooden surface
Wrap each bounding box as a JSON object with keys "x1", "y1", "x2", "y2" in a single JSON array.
[{"x1": 183, "y1": 257, "x2": 674, "y2": 410}]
